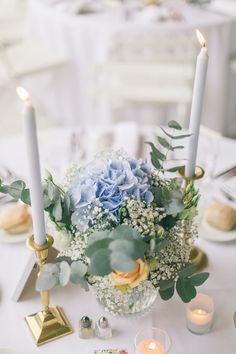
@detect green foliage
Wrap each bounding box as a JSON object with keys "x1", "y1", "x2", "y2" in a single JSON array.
[
  {"x1": 85, "y1": 225, "x2": 148, "y2": 277},
  {"x1": 0, "y1": 179, "x2": 31, "y2": 204},
  {"x1": 177, "y1": 182, "x2": 200, "y2": 221},
  {"x1": 159, "y1": 263, "x2": 209, "y2": 303},
  {"x1": 36, "y1": 261, "x2": 89, "y2": 292},
  {"x1": 153, "y1": 183, "x2": 184, "y2": 217},
  {"x1": 0, "y1": 174, "x2": 73, "y2": 232},
  {"x1": 146, "y1": 120, "x2": 191, "y2": 173}
]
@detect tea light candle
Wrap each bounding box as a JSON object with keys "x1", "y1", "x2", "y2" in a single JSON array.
[
  {"x1": 186, "y1": 293, "x2": 214, "y2": 334},
  {"x1": 134, "y1": 328, "x2": 171, "y2": 354},
  {"x1": 136, "y1": 339, "x2": 164, "y2": 354}
]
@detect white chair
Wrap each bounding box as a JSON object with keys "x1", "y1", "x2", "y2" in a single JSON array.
[
  {"x1": 0, "y1": 39, "x2": 68, "y2": 86},
  {"x1": 93, "y1": 34, "x2": 198, "y2": 127}
]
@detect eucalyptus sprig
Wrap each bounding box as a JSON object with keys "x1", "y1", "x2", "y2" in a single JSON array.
[
  {"x1": 0, "y1": 173, "x2": 73, "y2": 232},
  {"x1": 85, "y1": 225, "x2": 149, "y2": 276},
  {"x1": 146, "y1": 120, "x2": 191, "y2": 174},
  {"x1": 159, "y1": 263, "x2": 209, "y2": 303}
]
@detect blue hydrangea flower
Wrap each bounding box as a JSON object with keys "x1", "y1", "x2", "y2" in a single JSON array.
[{"x1": 69, "y1": 154, "x2": 154, "y2": 229}]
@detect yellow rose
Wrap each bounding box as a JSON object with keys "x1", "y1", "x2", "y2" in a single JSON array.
[{"x1": 110, "y1": 259, "x2": 150, "y2": 290}]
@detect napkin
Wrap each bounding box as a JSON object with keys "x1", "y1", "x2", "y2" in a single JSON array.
[{"x1": 223, "y1": 176, "x2": 236, "y2": 198}]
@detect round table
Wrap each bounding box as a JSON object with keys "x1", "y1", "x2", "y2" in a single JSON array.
[
  {"x1": 26, "y1": 1, "x2": 233, "y2": 134},
  {"x1": 0, "y1": 124, "x2": 236, "y2": 353}
]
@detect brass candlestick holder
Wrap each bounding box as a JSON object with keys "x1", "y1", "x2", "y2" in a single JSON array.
[
  {"x1": 25, "y1": 235, "x2": 73, "y2": 346},
  {"x1": 178, "y1": 166, "x2": 208, "y2": 272}
]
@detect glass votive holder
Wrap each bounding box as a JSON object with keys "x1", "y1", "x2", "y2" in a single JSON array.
[
  {"x1": 186, "y1": 293, "x2": 214, "y2": 335},
  {"x1": 134, "y1": 327, "x2": 171, "y2": 354}
]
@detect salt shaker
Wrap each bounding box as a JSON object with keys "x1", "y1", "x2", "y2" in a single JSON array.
[
  {"x1": 95, "y1": 316, "x2": 112, "y2": 339},
  {"x1": 79, "y1": 316, "x2": 93, "y2": 339}
]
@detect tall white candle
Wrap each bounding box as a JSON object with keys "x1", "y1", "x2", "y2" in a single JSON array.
[
  {"x1": 17, "y1": 87, "x2": 46, "y2": 246},
  {"x1": 185, "y1": 29, "x2": 209, "y2": 178}
]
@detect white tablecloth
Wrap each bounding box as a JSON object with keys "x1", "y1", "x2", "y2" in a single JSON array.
[
  {"x1": 26, "y1": 1, "x2": 233, "y2": 134},
  {"x1": 0, "y1": 124, "x2": 236, "y2": 353}
]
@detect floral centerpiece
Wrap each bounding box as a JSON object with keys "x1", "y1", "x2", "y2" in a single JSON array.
[{"x1": 0, "y1": 121, "x2": 209, "y2": 315}]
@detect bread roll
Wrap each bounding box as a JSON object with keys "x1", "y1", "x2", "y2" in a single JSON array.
[
  {"x1": 0, "y1": 203, "x2": 32, "y2": 234},
  {"x1": 204, "y1": 201, "x2": 236, "y2": 231}
]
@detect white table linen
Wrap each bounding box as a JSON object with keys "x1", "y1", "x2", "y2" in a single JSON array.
[
  {"x1": 26, "y1": 1, "x2": 233, "y2": 134},
  {"x1": 0, "y1": 124, "x2": 236, "y2": 353}
]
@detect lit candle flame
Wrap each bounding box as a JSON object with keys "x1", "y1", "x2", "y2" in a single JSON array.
[
  {"x1": 16, "y1": 86, "x2": 31, "y2": 102},
  {"x1": 148, "y1": 342, "x2": 157, "y2": 350},
  {"x1": 196, "y1": 29, "x2": 206, "y2": 47}
]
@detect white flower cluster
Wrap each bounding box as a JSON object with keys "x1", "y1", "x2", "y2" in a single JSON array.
[
  {"x1": 120, "y1": 198, "x2": 165, "y2": 237},
  {"x1": 149, "y1": 221, "x2": 198, "y2": 286}
]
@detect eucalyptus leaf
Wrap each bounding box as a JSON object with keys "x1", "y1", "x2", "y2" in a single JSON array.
[
  {"x1": 190, "y1": 272, "x2": 209, "y2": 286},
  {"x1": 161, "y1": 127, "x2": 191, "y2": 140},
  {"x1": 5, "y1": 180, "x2": 26, "y2": 199},
  {"x1": 89, "y1": 249, "x2": 112, "y2": 276},
  {"x1": 85, "y1": 238, "x2": 112, "y2": 257},
  {"x1": 59, "y1": 261, "x2": 71, "y2": 286},
  {"x1": 52, "y1": 198, "x2": 62, "y2": 221},
  {"x1": 159, "y1": 286, "x2": 175, "y2": 300},
  {"x1": 110, "y1": 225, "x2": 140, "y2": 241},
  {"x1": 70, "y1": 261, "x2": 88, "y2": 286},
  {"x1": 110, "y1": 252, "x2": 136, "y2": 273},
  {"x1": 146, "y1": 142, "x2": 166, "y2": 161},
  {"x1": 36, "y1": 273, "x2": 58, "y2": 291},
  {"x1": 172, "y1": 145, "x2": 184, "y2": 150},
  {"x1": 64, "y1": 192, "x2": 71, "y2": 216},
  {"x1": 43, "y1": 193, "x2": 52, "y2": 209},
  {"x1": 179, "y1": 263, "x2": 196, "y2": 278},
  {"x1": 168, "y1": 120, "x2": 182, "y2": 130},
  {"x1": 48, "y1": 181, "x2": 60, "y2": 202},
  {"x1": 71, "y1": 261, "x2": 87, "y2": 278},
  {"x1": 109, "y1": 239, "x2": 135, "y2": 257},
  {"x1": 157, "y1": 136, "x2": 173, "y2": 150},
  {"x1": 161, "y1": 215, "x2": 177, "y2": 230},
  {"x1": 56, "y1": 256, "x2": 73, "y2": 265},
  {"x1": 166, "y1": 166, "x2": 184, "y2": 173},
  {"x1": 21, "y1": 188, "x2": 31, "y2": 205},
  {"x1": 176, "y1": 278, "x2": 196, "y2": 303},
  {"x1": 78, "y1": 277, "x2": 89, "y2": 291},
  {"x1": 87, "y1": 231, "x2": 110, "y2": 245},
  {"x1": 159, "y1": 279, "x2": 175, "y2": 291}
]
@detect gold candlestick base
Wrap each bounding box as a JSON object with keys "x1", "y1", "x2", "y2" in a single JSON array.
[
  {"x1": 178, "y1": 166, "x2": 208, "y2": 272},
  {"x1": 25, "y1": 235, "x2": 73, "y2": 346},
  {"x1": 25, "y1": 306, "x2": 73, "y2": 346}
]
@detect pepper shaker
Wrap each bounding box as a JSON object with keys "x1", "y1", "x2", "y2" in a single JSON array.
[{"x1": 95, "y1": 316, "x2": 112, "y2": 339}]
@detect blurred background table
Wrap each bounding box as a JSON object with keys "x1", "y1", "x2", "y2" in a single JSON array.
[{"x1": 26, "y1": 0, "x2": 233, "y2": 133}]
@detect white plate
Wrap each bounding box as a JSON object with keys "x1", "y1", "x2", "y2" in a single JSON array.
[
  {"x1": 198, "y1": 208, "x2": 236, "y2": 243},
  {"x1": 0, "y1": 203, "x2": 32, "y2": 244}
]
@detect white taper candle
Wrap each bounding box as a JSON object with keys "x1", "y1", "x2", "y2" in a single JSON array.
[
  {"x1": 17, "y1": 87, "x2": 46, "y2": 245},
  {"x1": 185, "y1": 29, "x2": 209, "y2": 178}
]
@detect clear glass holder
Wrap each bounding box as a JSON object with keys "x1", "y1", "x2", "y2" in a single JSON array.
[
  {"x1": 134, "y1": 327, "x2": 171, "y2": 354},
  {"x1": 186, "y1": 293, "x2": 214, "y2": 335}
]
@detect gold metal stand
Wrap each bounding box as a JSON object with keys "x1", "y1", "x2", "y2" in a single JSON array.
[
  {"x1": 178, "y1": 166, "x2": 208, "y2": 272},
  {"x1": 25, "y1": 235, "x2": 73, "y2": 346}
]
